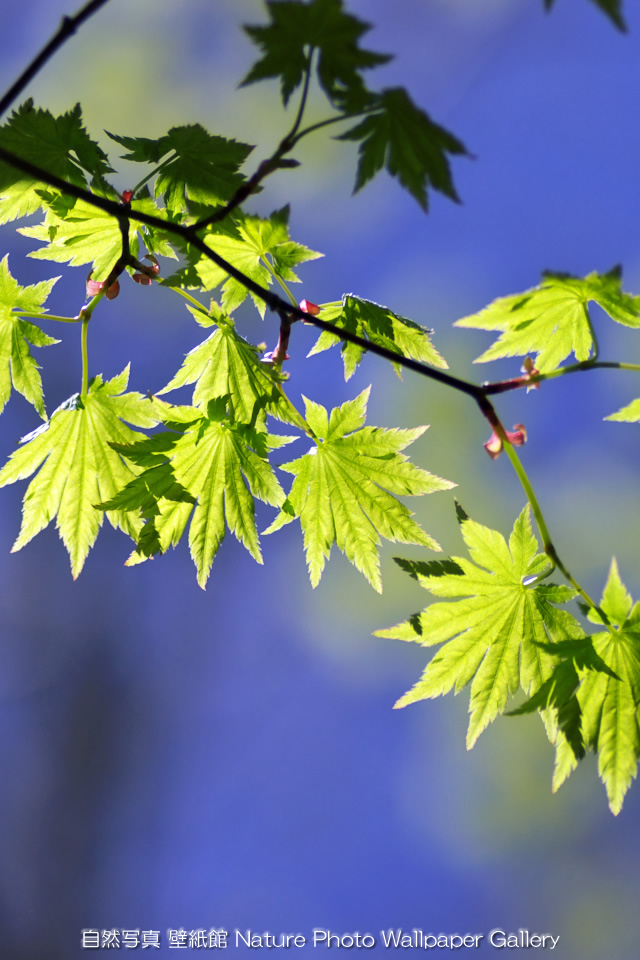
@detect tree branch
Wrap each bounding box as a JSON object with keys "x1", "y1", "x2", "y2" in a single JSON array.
[
  {"x1": 0, "y1": 0, "x2": 111, "y2": 118},
  {"x1": 0, "y1": 143, "x2": 487, "y2": 401}
]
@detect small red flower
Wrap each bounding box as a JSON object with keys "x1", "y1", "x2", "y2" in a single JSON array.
[
  {"x1": 484, "y1": 423, "x2": 527, "y2": 460},
  {"x1": 121, "y1": 190, "x2": 134, "y2": 204}
]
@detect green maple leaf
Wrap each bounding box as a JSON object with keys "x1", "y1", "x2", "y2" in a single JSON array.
[
  {"x1": 0, "y1": 100, "x2": 112, "y2": 224},
  {"x1": 605, "y1": 398, "x2": 640, "y2": 423},
  {"x1": 545, "y1": 0, "x2": 626, "y2": 31},
  {"x1": 263, "y1": 387, "x2": 454, "y2": 592},
  {"x1": 158, "y1": 301, "x2": 308, "y2": 431},
  {"x1": 0, "y1": 255, "x2": 60, "y2": 418},
  {"x1": 194, "y1": 207, "x2": 321, "y2": 317},
  {"x1": 307, "y1": 294, "x2": 448, "y2": 380},
  {"x1": 376, "y1": 504, "x2": 578, "y2": 747},
  {"x1": 550, "y1": 561, "x2": 640, "y2": 814},
  {"x1": 0, "y1": 367, "x2": 160, "y2": 577},
  {"x1": 455, "y1": 266, "x2": 640, "y2": 373},
  {"x1": 337, "y1": 88, "x2": 468, "y2": 210},
  {"x1": 241, "y1": 0, "x2": 390, "y2": 106},
  {"x1": 107, "y1": 124, "x2": 253, "y2": 216},
  {"x1": 103, "y1": 403, "x2": 291, "y2": 588},
  {"x1": 19, "y1": 194, "x2": 163, "y2": 282}
]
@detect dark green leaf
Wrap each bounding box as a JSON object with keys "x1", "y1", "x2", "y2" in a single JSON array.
[
  {"x1": 337, "y1": 88, "x2": 468, "y2": 210},
  {"x1": 545, "y1": 0, "x2": 626, "y2": 31},
  {"x1": 242, "y1": 0, "x2": 390, "y2": 106}
]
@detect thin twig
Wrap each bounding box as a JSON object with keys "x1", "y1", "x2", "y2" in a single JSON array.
[
  {"x1": 483, "y1": 360, "x2": 640, "y2": 395},
  {"x1": 0, "y1": 0, "x2": 111, "y2": 118}
]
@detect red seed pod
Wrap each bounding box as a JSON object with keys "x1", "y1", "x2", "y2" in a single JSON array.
[
  {"x1": 105, "y1": 279, "x2": 120, "y2": 300},
  {"x1": 132, "y1": 273, "x2": 153, "y2": 286},
  {"x1": 121, "y1": 190, "x2": 134, "y2": 204}
]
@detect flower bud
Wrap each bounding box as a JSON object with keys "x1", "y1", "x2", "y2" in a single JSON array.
[
  {"x1": 484, "y1": 423, "x2": 527, "y2": 459},
  {"x1": 299, "y1": 299, "x2": 320, "y2": 322}
]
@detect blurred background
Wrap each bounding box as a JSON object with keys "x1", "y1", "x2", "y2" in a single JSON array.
[{"x1": 1, "y1": 0, "x2": 640, "y2": 956}]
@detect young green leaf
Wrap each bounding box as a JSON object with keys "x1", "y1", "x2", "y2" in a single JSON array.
[
  {"x1": 104, "y1": 410, "x2": 291, "y2": 588},
  {"x1": 307, "y1": 294, "x2": 448, "y2": 380},
  {"x1": 544, "y1": 0, "x2": 626, "y2": 31},
  {"x1": 0, "y1": 255, "x2": 60, "y2": 418},
  {"x1": 158, "y1": 303, "x2": 308, "y2": 430},
  {"x1": 376, "y1": 505, "x2": 578, "y2": 747},
  {"x1": 263, "y1": 387, "x2": 454, "y2": 592},
  {"x1": 0, "y1": 100, "x2": 113, "y2": 224},
  {"x1": 605, "y1": 398, "x2": 640, "y2": 423},
  {"x1": 0, "y1": 368, "x2": 160, "y2": 577},
  {"x1": 569, "y1": 560, "x2": 640, "y2": 814},
  {"x1": 107, "y1": 124, "x2": 253, "y2": 216},
  {"x1": 241, "y1": 0, "x2": 391, "y2": 106},
  {"x1": 194, "y1": 207, "x2": 321, "y2": 317},
  {"x1": 19, "y1": 195, "x2": 162, "y2": 282},
  {"x1": 337, "y1": 88, "x2": 468, "y2": 210},
  {"x1": 455, "y1": 266, "x2": 640, "y2": 373}
]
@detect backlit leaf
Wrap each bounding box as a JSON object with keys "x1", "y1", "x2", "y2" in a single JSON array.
[
  {"x1": 264, "y1": 387, "x2": 454, "y2": 592},
  {"x1": 377, "y1": 505, "x2": 578, "y2": 747},
  {"x1": 307, "y1": 294, "x2": 447, "y2": 380},
  {"x1": 0, "y1": 367, "x2": 160, "y2": 577},
  {"x1": 0, "y1": 255, "x2": 59, "y2": 418},
  {"x1": 455, "y1": 266, "x2": 640, "y2": 373}
]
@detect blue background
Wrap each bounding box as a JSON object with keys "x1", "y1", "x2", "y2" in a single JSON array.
[{"x1": 1, "y1": 0, "x2": 640, "y2": 957}]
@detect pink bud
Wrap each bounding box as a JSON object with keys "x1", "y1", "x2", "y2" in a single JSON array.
[
  {"x1": 484, "y1": 423, "x2": 527, "y2": 459},
  {"x1": 299, "y1": 299, "x2": 320, "y2": 322},
  {"x1": 86, "y1": 277, "x2": 105, "y2": 298},
  {"x1": 521, "y1": 356, "x2": 540, "y2": 390}
]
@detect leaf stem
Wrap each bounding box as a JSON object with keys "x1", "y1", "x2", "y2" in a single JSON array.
[
  {"x1": 585, "y1": 304, "x2": 600, "y2": 362},
  {"x1": 80, "y1": 312, "x2": 90, "y2": 399},
  {"x1": 498, "y1": 424, "x2": 613, "y2": 632},
  {"x1": 13, "y1": 310, "x2": 82, "y2": 323},
  {"x1": 262, "y1": 256, "x2": 298, "y2": 307},
  {"x1": 159, "y1": 282, "x2": 208, "y2": 313},
  {"x1": 130, "y1": 153, "x2": 177, "y2": 199},
  {"x1": 286, "y1": 47, "x2": 315, "y2": 142},
  {"x1": 290, "y1": 108, "x2": 375, "y2": 146}
]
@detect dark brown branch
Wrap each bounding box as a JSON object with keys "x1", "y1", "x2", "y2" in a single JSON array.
[
  {"x1": 0, "y1": 143, "x2": 487, "y2": 403},
  {"x1": 0, "y1": 0, "x2": 111, "y2": 118}
]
